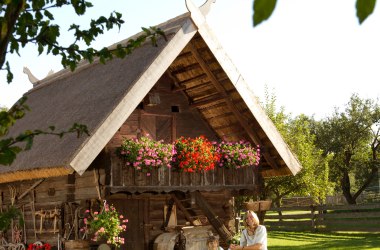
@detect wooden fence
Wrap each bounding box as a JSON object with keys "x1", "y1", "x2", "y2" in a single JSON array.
[{"x1": 264, "y1": 203, "x2": 380, "y2": 232}]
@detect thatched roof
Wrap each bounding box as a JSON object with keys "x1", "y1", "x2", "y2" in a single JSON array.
[{"x1": 1, "y1": 2, "x2": 301, "y2": 183}]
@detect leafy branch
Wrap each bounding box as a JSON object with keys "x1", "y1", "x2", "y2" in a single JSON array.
[
  {"x1": 1, "y1": 0, "x2": 166, "y2": 82},
  {"x1": 0, "y1": 97, "x2": 89, "y2": 166}
]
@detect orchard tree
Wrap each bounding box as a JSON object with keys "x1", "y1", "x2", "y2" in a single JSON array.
[
  {"x1": 262, "y1": 90, "x2": 333, "y2": 208},
  {"x1": 314, "y1": 94, "x2": 380, "y2": 204},
  {"x1": 0, "y1": 0, "x2": 165, "y2": 165},
  {"x1": 252, "y1": 0, "x2": 376, "y2": 26}
]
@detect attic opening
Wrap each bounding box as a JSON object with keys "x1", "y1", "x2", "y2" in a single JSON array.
[{"x1": 171, "y1": 106, "x2": 180, "y2": 113}]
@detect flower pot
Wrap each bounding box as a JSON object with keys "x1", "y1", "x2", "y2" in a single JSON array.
[
  {"x1": 244, "y1": 200, "x2": 272, "y2": 212},
  {"x1": 64, "y1": 240, "x2": 90, "y2": 250}
]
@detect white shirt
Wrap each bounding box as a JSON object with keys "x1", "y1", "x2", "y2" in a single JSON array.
[{"x1": 239, "y1": 225, "x2": 268, "y2": 250}]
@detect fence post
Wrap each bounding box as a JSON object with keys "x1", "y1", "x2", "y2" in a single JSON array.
[{"x1": 310, "y1": 205, "x2": 316, "y2": 232}]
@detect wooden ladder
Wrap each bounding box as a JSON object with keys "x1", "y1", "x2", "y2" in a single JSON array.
[{"x1": 170, "y1": 191, "x2": 233, "y2": 243}]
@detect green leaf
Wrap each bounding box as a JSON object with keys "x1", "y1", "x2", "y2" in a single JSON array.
[
  {"x1": 253, "y1": 0, "x2": 277, "y2": 27},
  {"x1": 44, "y1": 10, "x2": 54, "y2": 20},
  {"x1": 5, "y1": 62, "x2": 13, "y2": 83},
  {"x1": 24, "y1": 136, "x2": 33, "y2": 150},
  {"x1": 356, "y1": 0, "x2": 377, "y2": 24},
  {"x1": 38, "y1": 43, "x2": 44, "y2": 55},
  {"x1": 0, "y1": 147, "x2": 20, "y2": 166}
]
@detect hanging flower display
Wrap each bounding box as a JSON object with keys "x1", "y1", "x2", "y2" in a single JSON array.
[
  {"x1": 116, "y1": 135, "x2": 260, "y2": 173},
  {"x1": 82, "y1": 200, "x2": 128, "y2": 247},
  {"x1": 172, "y1": 136, "x2": 220, "y2": 173},
  {"x1": 116, "y1": 136, "x2": 175, "y2": 176},
  {"x1": 216, "y1": 141, "x2": 260, "y2": 169}
]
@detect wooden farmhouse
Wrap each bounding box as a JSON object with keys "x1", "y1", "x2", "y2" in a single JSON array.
[{"x1": 0, "y1": 1, "x2": 301, "y2": 249}]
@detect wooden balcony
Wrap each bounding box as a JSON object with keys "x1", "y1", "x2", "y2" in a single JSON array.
[{"x1": 110, "y1": 157, "x2": 259, "y2": 193}]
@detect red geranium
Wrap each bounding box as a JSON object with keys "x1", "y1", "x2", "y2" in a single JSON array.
[
  {"x1": 173, "y1": 136, "x2": 220, "y2": 172},
  {"x1": 27, "y1": 243, "x2": 51, "y2": 250}
]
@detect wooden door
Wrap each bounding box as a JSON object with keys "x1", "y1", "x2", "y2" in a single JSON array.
[
  {"x1": 141, "y1": 114, "x2": 174, "y2": 143},
  {"x1": 108, "y1": 198, "x2": 147, "y2": 250}
]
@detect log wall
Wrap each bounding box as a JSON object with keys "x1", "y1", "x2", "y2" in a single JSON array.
[{"x1": 0, "y1": 164, "x2": 106, "y2": 246}]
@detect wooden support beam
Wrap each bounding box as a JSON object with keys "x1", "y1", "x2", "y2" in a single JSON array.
[
  {"x1": 190, "y1": 94, "x2": 225, "y2": 108},
  {"x1": 188, "y1": 43, "x2": 279, "y2": 169},
  {"x1": 212, "y1": 122, "x2": 242, "y2": 131},
  {"x1": 177, "y1": 73, "x2": 208, "y2": 86},
  {"x1": 170, "y1": 63, "x2": 200, "y2": 75},
  {"x1": 198, "y1": 99, "x2": 228, "y2": 111},
  {"x1": 174, "y1": 51, "x2": 192, "y2": 61},
  {"x1": 191, "y1": 191, "x2": 233, "y2": 242},
  {"x1": 172, "y1": 81, "x2": 212, "y2": 93},
  {"x1": 18, "y1": 179, "x2": 45, "y2": 201},
  {"x1": 207, "y1": 112, "x2": 234, "y2": 122}
]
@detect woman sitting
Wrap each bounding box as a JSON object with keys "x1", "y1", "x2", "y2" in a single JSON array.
[{"x1": 229, "y1": 210, "x2": 267, "y2": 250}]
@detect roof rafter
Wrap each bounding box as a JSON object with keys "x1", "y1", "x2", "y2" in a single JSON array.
[{"x1": 187, "y1": 42, "x2": 280, "y2": 170}]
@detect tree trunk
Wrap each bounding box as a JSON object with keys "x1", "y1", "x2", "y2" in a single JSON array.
[
  {"x1": 341, "y1": 170, "x2": 356, "y2": 204},
  {"x1": 274, "y1": 198, "x2": 283, "y2": 219}
]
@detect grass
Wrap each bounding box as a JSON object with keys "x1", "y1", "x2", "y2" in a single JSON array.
[{"x1": 268, "y1": 231, "x2": 380, "y2": 250}]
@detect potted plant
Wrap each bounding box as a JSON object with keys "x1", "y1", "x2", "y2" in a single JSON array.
[
  {"x1": 116, "y1": 136, "x2": 175, "y2": 176},
  {"x1": 216, "y1": 141, "x2": 260, "y2": 169},
  {"x1": 82, "y1": 200, "x2": 128, "y2": 248},
  {"x1": 172, "y1": 136, "x2": 220, "y2": 173}
]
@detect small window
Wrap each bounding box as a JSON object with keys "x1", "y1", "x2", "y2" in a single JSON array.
[{"x1": 171, "y1": 106, "x2": 180, "y2": 113}]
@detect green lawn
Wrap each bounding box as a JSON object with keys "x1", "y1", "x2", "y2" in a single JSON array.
[{"x1": 268, "y1": 231, "x2": 380, "y2": 250}]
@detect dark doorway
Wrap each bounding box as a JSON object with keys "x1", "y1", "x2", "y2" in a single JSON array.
[{"x1": 108, "y1": 198, "x2": 147, "y2": 250}]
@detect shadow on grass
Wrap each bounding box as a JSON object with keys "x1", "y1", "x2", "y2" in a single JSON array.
[{"x1": 269, "y1": 231, "x2": 380, "y2": 250}]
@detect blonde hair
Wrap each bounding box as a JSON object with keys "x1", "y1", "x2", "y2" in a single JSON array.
[{"x1": 242, "y1": 210, "x2": 260, "y2": 228}]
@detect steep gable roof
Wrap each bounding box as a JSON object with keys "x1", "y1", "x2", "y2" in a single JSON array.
[{"x1": 2, "y1": 1, "x2": 301, "y2": 183}]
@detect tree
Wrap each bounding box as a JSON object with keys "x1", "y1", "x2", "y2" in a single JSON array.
[
  {"x1": 261, "y1": 89, "x2": 333, "y2": 208},
  {"x1": 1, "y1": 0, "x2": 164, "y2": 83},
  {"x1": 0, "y1": 1, "x2": 165, "y2": 165},
  {"x1": 314, "y1": 94, "x2": 380, "y2": 204},
  {"x1": 252, "y1": 0, "x2": 376, "y2": 26}
]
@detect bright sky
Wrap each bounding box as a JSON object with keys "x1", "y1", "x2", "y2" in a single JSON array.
[{"x1": 1, "y1": 0, "x2": 379, "y2": 119}]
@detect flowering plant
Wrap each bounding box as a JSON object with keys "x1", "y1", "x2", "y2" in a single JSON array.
[
  {"x1": 216, "y1": 141, "x2": 260, "y2": 169},
  {"x1": 116, "y1": 136, "x2": 175, "y2": 176},
  {"x1": 27, "y1": 243, "x2": 51, "y2": 250},
  {"x1": 82, "y1": 201, "x2": 128, "y2": 247},
  {"x1": 173, "y1": 136, "x2": 220, "y2": 172}
]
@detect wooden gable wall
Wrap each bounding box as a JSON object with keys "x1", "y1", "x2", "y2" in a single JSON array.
[{"x1": 106, "y1": 73, "x2": 260, "y2": 192}]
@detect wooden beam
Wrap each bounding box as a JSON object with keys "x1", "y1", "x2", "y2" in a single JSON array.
[
  {"x1": 207, "y1": 112, "x2": 234, "y2": 122},
  {"x1": 18, "y1": 179, "x2": 45, "y2": 201},
  {"x1": 191, "y1": 191, "x2": 233, "y2": 242},
  {"x1": 170, "y1": 63, "x2": 200, "y2": 75},
  {"x1": 212, "y1": 122, "x2": 242, "y2": 131},
  {"x1": 172, "y1": 80, "x2": 212, "y2": 93},
  {"x1": 174, "y1": 51, "x2": 192, "y2": 61},
  {"x1": 177, "y1": 73, "x2": 208, "y2": 86},
  {"x1": 190, "y1": 94, "x2": 225, "y2": 108},
  {"x1": 188, "y1": 43, "x2": 279, "y2": 169}
]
